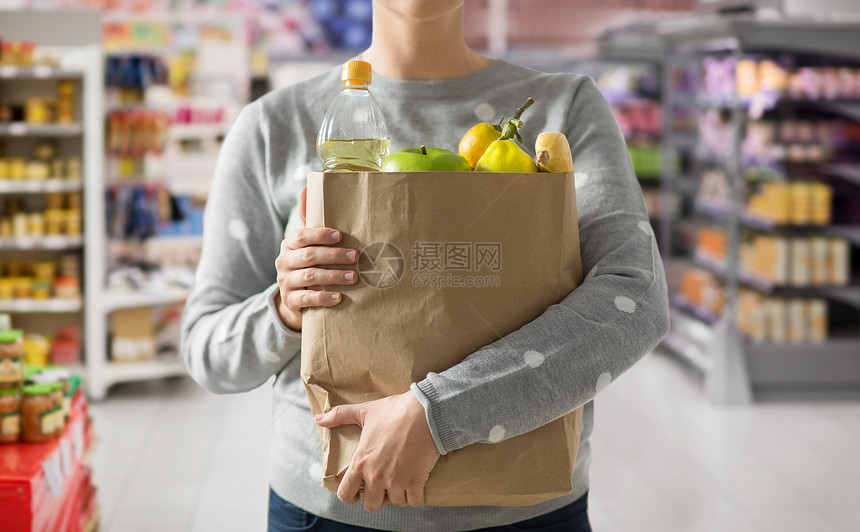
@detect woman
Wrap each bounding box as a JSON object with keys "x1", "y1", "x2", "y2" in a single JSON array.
[{"x1": 181, "y1": 1, "x2": 669, "y2": 530}]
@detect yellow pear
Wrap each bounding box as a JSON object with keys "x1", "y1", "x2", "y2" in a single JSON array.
[
  {"x1": 535, "y1": 132, "x2": 573, "y2": 173},
  {"x1": 475, "y1": 138, "x2": 539, "y2": 173}
]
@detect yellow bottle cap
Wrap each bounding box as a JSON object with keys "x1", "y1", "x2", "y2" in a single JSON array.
[{"x1": 342, "y1": 60, "x2": 372, "y2": 85}]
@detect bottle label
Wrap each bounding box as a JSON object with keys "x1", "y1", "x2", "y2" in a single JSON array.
[
  {"x1": 1, "y1": 411, "x2": 19, "y2": 435},
  {"x1": 0, "y1": 357, "x2": 22, "y2": 382},
  {"x1": 41, "y1": 409, "x2": 54, "y2": 434}
]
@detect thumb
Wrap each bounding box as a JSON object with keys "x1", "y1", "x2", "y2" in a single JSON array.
[
  {"x1": 315, "y1": 404, "x2": 363, "y2": 428},
  {"x1": 299, "y1": 185, "x2": 307, "y2": 227}
]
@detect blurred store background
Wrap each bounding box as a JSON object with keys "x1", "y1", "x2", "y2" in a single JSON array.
[{"x1": 1, "y1": 1, "x2": 859, "y2": 531}]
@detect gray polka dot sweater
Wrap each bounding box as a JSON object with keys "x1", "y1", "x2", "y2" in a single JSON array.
[{"x1": 180, "y1": 59, "x2": 670, "y2": 531}]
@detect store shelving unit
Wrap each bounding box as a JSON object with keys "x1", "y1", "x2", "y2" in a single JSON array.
[
  {"x1": 0, "y1": 11, "x2": 106, "y2": 397},
  {"x1": 657, "y1": 16, "x2": 860, "y2": 403}
]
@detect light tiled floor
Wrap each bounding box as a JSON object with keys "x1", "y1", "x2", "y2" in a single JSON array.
[{"x1": 89, "y1": 350, "x2": 860, "y2": 531}]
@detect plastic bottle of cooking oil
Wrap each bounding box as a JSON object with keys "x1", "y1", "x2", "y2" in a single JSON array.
[{"x1": 316, "y1": 60, "x2": 390, "y2": 172}]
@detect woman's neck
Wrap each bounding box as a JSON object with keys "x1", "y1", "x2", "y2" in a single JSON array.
[{"x1": 362, "y1": 3, "x2": 492, "y2": 81}]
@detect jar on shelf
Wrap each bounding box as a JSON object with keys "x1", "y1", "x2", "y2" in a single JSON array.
[
  {"x1": 0, "y1": 158, "x2": 8, "y2": 179},
  {"x1": 42, "y1": 366, "x2": 71, "y2": 423},
  {"x1": 21, "y1": 383, "x2": 55, "y2": 443},
  {"x1": 23, "y1": 334, "x2": 51, "y2": 367},
  {"x1": 29, "y1": 379, "x2": 66, "y2": 436},
  {"x1": 0, "y1": 42, "x2": 15, "y2": 66},
  {"x1": 28, "y1": 213, "x2": 45, "y2": 238},
  {"x1": 51, "y1": 159, "x2": 64, "y2": 179},
  {"x1": 0, "y1": 387, "x2": 20, "y2": 444},
  {"x1": 0, "y1": 280, "x2": 13, "y2": 300},
  {"x1": 0, "y1": 218, "x2": 11, "y2": 238},
  {"x1": 25, "y1": 98, "x2": 51, "y2": 125},
  {"x1": 54, "y1": 277, "x2": 80, "y2": 299},
  {"x1": 12, "y1": 212, "x2": 28, "y2": 237},
  {"x1": 25, "y1": 160, "x2": 50, "y2": 180},
  {"x1": 32, "y1": 279, "x2": 51, "y2": 299},
  {"x1": 8, "y1": 158, "x2": 26, "y2": 180},
  {"x1": 65, "y1": 210, "x2": 81, "y2": 236},
  {"x1": 65, "y1": 158, "x2": 82, "y2": 180},
  {"x1": 14, "y1": 277, "x2": 32, "y2": 299},
  {"x1": 45, "y1": 210, "x2": 63, "y2": 235},
  {"x1": 18, "y1": 42, "x2": 36, "y2": 68},
  {"x1": 0, "y1": 329, "x2": 24, "y2": 389},
  {"x1": 33, "y1": 261, "x2": 56, "y2": 280}
]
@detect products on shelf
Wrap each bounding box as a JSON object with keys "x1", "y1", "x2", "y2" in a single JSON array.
[
  {"x1": 0, "y1": 144, "x2": 82, "y2": 181},
  {"x1": 746, "y1": 181, "x2": 832, "y2": 225},
  {"x1": 742, "y1": 120, "x2": 846, "y2": 165},
  {"x1": 612, "y1": 101, "x2": 662, "y2": 138},
  {"x1": 0, "y1": 78, "x2": 78, "y2": 125},
  {"x1": 0, "y1": 255, "x2": 82, "y2": 301},
  {"x1": 0, "y1": 193, "x2": 82, "y2": 239},
  {"x1": 738, "y1": 290, "x2": 828, "y2": 344},
  {"x1": 107, "y1": 110, "x2": 170, "y2": 157},
  {"x1": 0, "y1": 329, "x2": 24, "y2": 390},
  {"x1": 105, "y1": 54, "x2": 169, "y2": 103},
  {"x1": 0, "y1": 41, "x2": 36, "y2": 67},
  {"x1": 741, "y1": 235, "x2": 850, "y2": 286},
  {"x1": 679, "y1": 268, "x2": 725, "y2": 318},
  {"x1": 0, "y1": 387, "x2": 20, "y2": 443},
  {"x1": 695, "y1": 169, "x2": 833, "y2": 226},
  {"x1": 702, "y1": 56, "x2": 860, "y2": 105},
  {"x1": 0, "y1": 317, "x2": 81, "y2": 445},
  {"x1": 696, "y1": 227, "x2": 850, "y2": 287},
  {"x1": 679, "y1": 269, "x2": 830, "y2": 344}
]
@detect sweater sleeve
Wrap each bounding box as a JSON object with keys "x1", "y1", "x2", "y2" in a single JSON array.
[
  {"x1": 412, "y1": 77, "x2": 670, "y2": 454},
  {"x1": 180, "y1": 101, "x2": 302, "y2": 394}
]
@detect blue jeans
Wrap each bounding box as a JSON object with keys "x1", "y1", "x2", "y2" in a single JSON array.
[{"x1": 268, "y1": 488, "x2": 591, "y2": 532}]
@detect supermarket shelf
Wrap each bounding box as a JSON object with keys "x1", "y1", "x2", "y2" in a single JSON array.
[
  {"x1": 102, "y1": 287, "x2": 190, "y2": 313},
  {"x1": 0, "y1": 122, "x2": 83, "y2": 136},
  {"x1": 691, "y1": 252, "x2": 860, "y2": 306},
  {"x1": 670, "y1": 294, "x2": 721, "y2": 326},
  {"x1": 103, "y1": 356, "x2": 187, "y2": 387},
  {"x1": 0, "y1": 235, "x2": 83, "y2": 249},
  {"x1": 747, "y1": 340, "x2": 860, "y2": 400},
  {"x1": 0, "y1": 65, "x2": 84, "y2": 79},
  {"x1": 0, "y1": 179, "x2": 83, "y2": 194},
  {"x1": 694, "y1": 202, "x2": 858, "y2": 243},
  {"x1": 0, "y1": 298, "x2": 82, "y2": 313}
]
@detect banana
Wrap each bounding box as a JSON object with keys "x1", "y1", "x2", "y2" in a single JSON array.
[{"x1": 534, "y1": 132, "x2": 573, "y2": 173}]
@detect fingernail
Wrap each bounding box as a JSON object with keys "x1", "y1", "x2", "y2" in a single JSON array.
[
  {"x1": 330, "y1": 230, "x2": 340, "y2": 241},
  {"x1": 314, "y1": 414, "x2": 323, "y2": 421},
  {"x1": 331, "y1": 293, "x2": 341, "y2": 300},
  {"x1": 347, "y1": 250, "x2": 357, "y2": 261},
  {"x1": 345, "y1": 272, "x2": 355, "y2": 281}
]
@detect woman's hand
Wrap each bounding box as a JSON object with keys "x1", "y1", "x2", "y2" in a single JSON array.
[
  {"x1": 274, "y1": 185, "x2": 359, "y2": 331},
  {"x1": 315, "y1": 391, "x2": 441, "y2": 512}
]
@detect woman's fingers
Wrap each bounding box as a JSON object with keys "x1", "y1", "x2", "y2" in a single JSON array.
[
  {"x1": 338, "y1": 468, "x2": 363, "y2": 505},
  {"x1": 285, "y1": 227, "x2": 342, "y2": 249},
  {"x1": 286, "y1": 245, "x2": 358, "y2": 270},
  {"x1": 285, "y1": 267, "x2": 357, "y2": 289},
  {"x1": 285, "y1": 289, "x2": 343, "y2": 310},
  {"x1": 362, "y1": 484, "x2": 386, "y2": 513},
  {"x1": 386, "y1": 489, "x2": 409, "y2": 508},
  {"x1": 405, "y1": 486, "x2": 425, "y2": 507}
]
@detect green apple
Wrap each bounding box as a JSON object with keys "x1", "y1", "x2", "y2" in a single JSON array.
[{"x1": 381, "y1": 146, "x2": 472, "y2": 172}]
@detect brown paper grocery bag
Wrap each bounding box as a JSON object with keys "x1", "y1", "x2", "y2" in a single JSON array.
[{"x1": 301, "y1": 171, "x2": 584, "y2": 507}]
